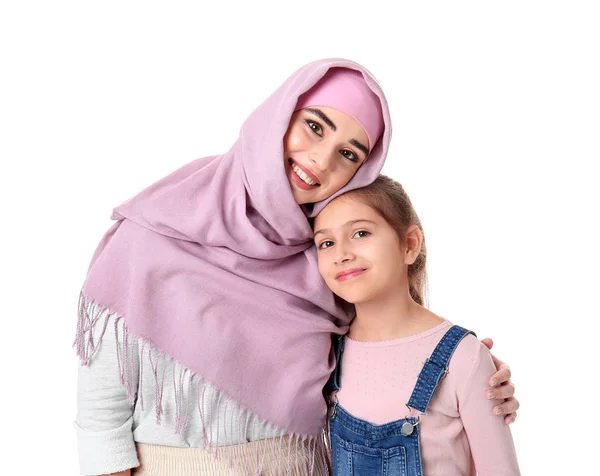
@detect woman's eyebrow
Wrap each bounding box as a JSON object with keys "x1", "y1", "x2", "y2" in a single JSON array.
[
  {"x1": 350, "y1": 139, "x2": 369, "y2": 156},
  {"x1": 306, "y1": 108, "x2": 336, "y2": 131}
]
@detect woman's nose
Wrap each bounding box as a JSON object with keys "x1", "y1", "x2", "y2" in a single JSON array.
[{"x1": 309, "y1": 146, "x2": 335, "y2": 171}]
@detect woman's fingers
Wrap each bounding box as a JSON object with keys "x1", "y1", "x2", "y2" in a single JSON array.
[
  {"x1": 493, "y1": 396, "x2": 520, "y2": 424},
  {"x1": 504, "y1": 412, "x2": 518, "y2": 425},
  {"x1": 487, "y1": 381, "x2": 515, "y2": 401},
  {"x1": 481, "y1": 337, "x2": 493, "y2": 350},
  {"x1": 481, "y1": 339, "x2": 519, "y2": 425},
  {"x1": 489, "y1": 364, "x2": 511, "y2": 387}
]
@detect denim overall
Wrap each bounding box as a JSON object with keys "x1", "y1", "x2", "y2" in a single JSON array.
[{"x1": 327, "y1": 325, "x2": 475, "y2": 476}]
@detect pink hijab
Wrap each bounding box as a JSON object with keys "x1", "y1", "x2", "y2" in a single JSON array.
[{"x1": 76, "y1": 58, "x2": 391, "y2": 438}]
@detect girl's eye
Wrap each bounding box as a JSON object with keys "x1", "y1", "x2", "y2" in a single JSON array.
[
  {"x1": 353, "y1": 230, "x2": 370, "y2": 239},
  {"x1": 340, "y1": 149, "x2": 359, "y2": 163},
  {"x1": 317, "y1": 240, "x2": 334, "y2": 250},
  {"x1": 306, "y1": 120, "x2": 323, "y2": 137}
]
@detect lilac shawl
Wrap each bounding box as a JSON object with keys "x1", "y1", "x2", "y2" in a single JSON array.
[{"x1": 76, "y1": 58, "x2": 391, "y2": 437}]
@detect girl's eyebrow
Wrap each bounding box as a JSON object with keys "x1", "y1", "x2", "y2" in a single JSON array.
[
  {"x1": 314, "y1": 219, "x2": 377, "y2": 238},
  {"x1": 306, "y1": 108, "x2": 336, "y2": 131}
]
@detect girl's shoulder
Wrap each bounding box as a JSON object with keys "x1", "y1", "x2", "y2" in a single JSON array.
[
  {"x1": 450, "y1": 331, "x2": 488, "y2": 369},
  {"x1": 442, "y1": 325, "x2": 495, "y2": 395}
]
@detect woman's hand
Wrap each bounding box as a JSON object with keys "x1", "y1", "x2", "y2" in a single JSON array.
[{"x1": 481, "y1": 338, "x2": 520, "y2": 425}]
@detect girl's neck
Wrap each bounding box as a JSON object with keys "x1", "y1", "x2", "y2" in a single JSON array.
[{"x1": 348, "y1": 287, "x2": 443, "y2": 342}]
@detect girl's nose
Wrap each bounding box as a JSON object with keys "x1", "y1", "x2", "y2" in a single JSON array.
[{"x1": 334, "y1": 244, "x2": 354, "y2": 265}]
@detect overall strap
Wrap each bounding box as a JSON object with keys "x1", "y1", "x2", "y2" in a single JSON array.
[
  {"x1": 407, "y1": 325, "x2": 475, "y2": 414},
  {"x1": 324, "y1": 334, "x2": 346, "y2": 394}
]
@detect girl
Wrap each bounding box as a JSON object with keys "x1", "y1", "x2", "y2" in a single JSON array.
[
  {"x1": 75, "y1": 60, "x2": 518, "y2": 476},
  {"x1": 314, "y1": 175, "x2": 520, "y2": 475}
]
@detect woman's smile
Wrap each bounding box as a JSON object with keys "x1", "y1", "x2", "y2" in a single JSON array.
[{"x1": 288, "y1": 159, "x2": 321, "y2": 189}]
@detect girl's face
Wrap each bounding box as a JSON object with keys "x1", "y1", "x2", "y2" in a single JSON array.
[
  {"x1": 283, "y1": 107, "x2": 370, "y2": 205},
  {"x1": 314, "y1": 196, "x2": 407, "y2": 304}
]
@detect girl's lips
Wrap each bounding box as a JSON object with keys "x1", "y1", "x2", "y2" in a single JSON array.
[{"x1": 336, "y1": 268, "x2": 366, "y2": 282}]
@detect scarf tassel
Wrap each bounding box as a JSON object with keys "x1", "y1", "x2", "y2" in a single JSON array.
[{"x1": 74, "y1": 292, "x2": 331, "y2": 475}]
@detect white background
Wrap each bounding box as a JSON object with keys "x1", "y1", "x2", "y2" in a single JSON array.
[{"x1": 1, "y1": 1, "x2": 598, "y2": 474}]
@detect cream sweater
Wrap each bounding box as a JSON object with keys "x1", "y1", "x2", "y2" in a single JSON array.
[{"x1": 75, "y1": 313, "x2": 283, "y2": 476}]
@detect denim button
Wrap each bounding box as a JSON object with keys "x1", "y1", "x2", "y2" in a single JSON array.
[{"x1": 401, "y1": 422, "x2": 414, "y2": 436}]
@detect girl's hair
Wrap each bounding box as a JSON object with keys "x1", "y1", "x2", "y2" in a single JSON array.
[{"x1": 346, "y1": 175, "x2": 428, "y2": 307}]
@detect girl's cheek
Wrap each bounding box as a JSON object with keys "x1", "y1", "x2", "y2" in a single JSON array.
[{"x1": 317, "y1": 256, "x2": 329, "y2": 278}]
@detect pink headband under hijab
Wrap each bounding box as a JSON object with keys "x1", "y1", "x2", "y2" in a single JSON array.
[{"x1": 295, "y1": 67, "x2": 384, "y2": 151}]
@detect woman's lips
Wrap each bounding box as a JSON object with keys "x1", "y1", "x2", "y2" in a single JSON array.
[
  {"x1": 288, "y1": 159, "x2": 320, "y2": 191},
  {"x1": 292, "y1": 160, "x2": 320, "y2": 184},
  {"x1": 335, "y1": 268, "x2": 366, "y2": 282}
]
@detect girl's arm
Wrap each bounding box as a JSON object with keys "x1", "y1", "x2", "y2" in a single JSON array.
[
  {"x1": 75, "y1": 313, "x2": 140, "y2": 475},
  {"x1": 458, "y1": 339, "x2": 521, "y2": 475},
  {"x1": 481, "y1": 338, "x2": 520, "y2": 424}
]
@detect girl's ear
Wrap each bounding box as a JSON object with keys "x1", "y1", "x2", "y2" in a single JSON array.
[{"x1": 404, "y1": 225, "x2": 423, "y2": 265}]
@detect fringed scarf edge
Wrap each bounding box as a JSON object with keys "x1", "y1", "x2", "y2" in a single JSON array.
[{"x1": 74, "y1": 291, "x2": 332, "y2": 475}]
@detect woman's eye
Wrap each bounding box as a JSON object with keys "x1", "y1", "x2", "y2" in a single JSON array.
[
  {"x1": 317, "y1": 240, "x2": 334, "y2": 250},
  {"x1": 353, "y1": 230, "x2": 370, "y2": 239},
  {"x1": 340, "y1": 149, "x2": 359, "y2": 163},
  {"x1": 306, "y1": 120, "x2": 323, "y2": 136}
]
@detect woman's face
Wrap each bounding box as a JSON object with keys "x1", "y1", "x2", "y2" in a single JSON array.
[
  {"x1": 283, "y1": 107, "x2": 370, "y2": 205},
  {"x1": 313, "y1": 195, "x2": 406, "y2": 305}
]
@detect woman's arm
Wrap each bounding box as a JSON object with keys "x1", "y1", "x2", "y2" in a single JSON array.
[
  {"x1": 75, "y1": 312, "x2": 140, "y2": 475},
  {"x1": 459, "y1": 340, "x2": 521, "y2": 475},
  {"x1": 481, "y1": 338, "x2": 520, "y2": 424}
]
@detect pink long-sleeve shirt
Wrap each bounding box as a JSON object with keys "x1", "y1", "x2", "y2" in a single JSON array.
[{"x1": 334, "y1": 320, "x2": 520, "y2": 476}]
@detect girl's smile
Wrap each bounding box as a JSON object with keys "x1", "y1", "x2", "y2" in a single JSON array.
[{"x1": 335, "y1": 267, "x2": 367, "y2": 282}]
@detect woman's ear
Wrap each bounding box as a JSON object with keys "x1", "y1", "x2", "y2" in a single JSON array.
[{"x1": 404, "y1": 225, "x2": 423, "y2": 265}]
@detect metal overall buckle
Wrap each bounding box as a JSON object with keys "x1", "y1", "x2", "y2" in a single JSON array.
[
  {"x1": 401, "y1": 403, "x2": 423, "y2": 436},
  {"x1": 425, "y1": 357, "x2": 449, "y2": 379}
]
